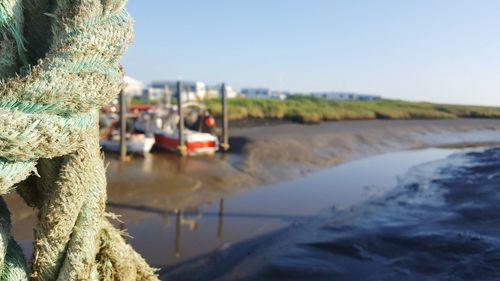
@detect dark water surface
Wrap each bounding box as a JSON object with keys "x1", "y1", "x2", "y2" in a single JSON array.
[
  {"x1": 166, "y1": 147, "x2": 500, "y2": 281},
  {"x1": 105, "y1": 148, "x2": 460, "y2": 269}
]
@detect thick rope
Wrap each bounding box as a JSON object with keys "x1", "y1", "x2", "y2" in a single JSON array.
[{"x1": 0, "y1": 0, "x2": 159, "y2": 280}]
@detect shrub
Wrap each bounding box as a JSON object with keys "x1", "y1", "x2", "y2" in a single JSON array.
[{"x1": 203, "y1": 98, "x2": 500, "y2": 123}]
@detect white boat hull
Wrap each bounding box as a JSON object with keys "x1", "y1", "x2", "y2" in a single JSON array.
[{"x1": 100, "y1": 137, "x2": 155, "y2": 155}]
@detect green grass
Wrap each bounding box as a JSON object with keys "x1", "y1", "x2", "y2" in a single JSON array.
[{"x1": 204, "y1": 96, "x2": 500, "y2": 124}]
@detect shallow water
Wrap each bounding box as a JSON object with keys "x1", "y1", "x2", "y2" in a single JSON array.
[
  {"x1": 167, "y1": 147, "x2": 500, "y2": 281},
  {"x1": 105, "y1": 148, "x2": 461, "y2": 268},
  {"x1": 9, "y1": 145, "x2": 490, "y2": 279}
]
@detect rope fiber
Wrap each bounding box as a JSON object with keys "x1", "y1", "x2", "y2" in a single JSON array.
[{"x1": 0, "y1": 0, "x2": 159, "y2": 279}]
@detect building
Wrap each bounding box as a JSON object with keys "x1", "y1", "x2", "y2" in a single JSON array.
[
  {"x1": 205, "y1": 84, "x2": 239, "y2": 99},
  {"x1": 309, "y1": 92, "x2": 381, "y2": 101},
  {"x1": 270, "y1": 91, "x2": 289, "y2": 101},
  {"x1": 123, "y1": 76, "x2": 143, "y2": 99},
  {"x1": 241, "y1": 88, "x2": 269, "y2": 98},
  {"x1": 240, "y1": 88, "x2": 286, "y2": 100},
  {"x1": 142, "y1": 87, "x2": 166, "y2": 103},
  {"x1": 241, "y1": 88, "x2": 288, "y2": 100},
  {"x1": 142, "y1": 81, "x2": 207, "y2": 103}
]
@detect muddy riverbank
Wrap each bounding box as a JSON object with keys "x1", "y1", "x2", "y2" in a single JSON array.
[
  {"x1": 227, "y1": 119, "x2": 500, "y2": 186},
  {"x1": 100, "y1": 119, "x2": 500, "y2": 220},
  {"x1": 4, "y1": 118, "x2": 500, "y2": 276}
]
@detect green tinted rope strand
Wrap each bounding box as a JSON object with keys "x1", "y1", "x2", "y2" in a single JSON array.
[{"x1": 0, "y1": 0, "x2": 158, "y2": 280}]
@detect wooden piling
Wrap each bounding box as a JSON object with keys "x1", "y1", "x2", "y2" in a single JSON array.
[
  {"x1": 119, "y1": 90, "x2": 127, "y2": 161},
  {"x1": 177, "y1": 81, "x2": 187, "y2": 156},
  {"x1": 220, "y1": 83, "x2": 230, "y2": 152}
]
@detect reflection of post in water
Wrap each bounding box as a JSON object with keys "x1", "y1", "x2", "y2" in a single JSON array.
[
  {"x1": 219, "y1": 151, "x2": 228, "y2": 162},
  {"x1": 217, "y1": 198, "x2": 225, "y2": 239},
  {"x1": 175, "y1": 210, "x2": 181, "y2": 258},
  {"x1": 174, "y1": 208, "x2": 202, "y2": 258},
  {"x1": 175, "y1": 153, "x2": 189, "y2": 174},
  {"x1": 160, "y1": 212, "x2": 171, "y2": 231},
  {"x1": 181, "y1": 208, "x2": 201, "y2": 231}
]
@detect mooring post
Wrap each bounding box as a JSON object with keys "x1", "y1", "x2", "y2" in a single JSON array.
[
  {"x1": 220, "y1": 83, "x2": 230, "y2": 152},
  {"x1": 119, "y1": 90, "x2": 127, "y2": 161},
  {"x1": 177, "y1": 80, "x2": 186, "y2": 156}
]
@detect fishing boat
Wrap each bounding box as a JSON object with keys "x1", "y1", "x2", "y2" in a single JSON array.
[
  {"x1": 100, "y1": 134, "x2": 155, "y2": 155},
  {"x1": 154, "y1": 129, "x2": 219, "y2": 156},
  {"x1": 153, "y1": 102, "x2": 219, "y2": 156}
]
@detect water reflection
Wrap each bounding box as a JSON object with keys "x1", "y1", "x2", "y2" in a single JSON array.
[
  {"x1": 8, "y1": 148, "x2": 463, "y2": 269},
  {"x1": 106, "y1": 148, "x2": 460, "y2": 268},
  {"x1": 108, "y1": 196, "x2": 308, "y2": 265},
  {"x1": 217, "y1": 198, "x2": 224, "y2": 239},
  {"x1": 111, "y1": 199, "x2": 224, "y2": 260},
  {"x1": 105, "y1": 152, "x2": 250, "y2": 217},
  {"x1": 173, "y1": 200, "x2": 226, "y2": 258}
]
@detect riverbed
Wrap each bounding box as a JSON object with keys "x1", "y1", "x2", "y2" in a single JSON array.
[{"x1": 5, "y1": 119, "x2": 500, "y2": 280}]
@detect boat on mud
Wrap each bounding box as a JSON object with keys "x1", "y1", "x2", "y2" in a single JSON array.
[
  {"x1": 99, "y1": 134, "x2": 155, "y2": 155},
  {"x1": 154, "y1": 129, "x2": 219, "y2": 156},
  {"x1": 99, "y1": 106, "x2": 156, "y2": 155},
  {"x1": 153, "y1": 102, "x2": 219, "y2": 156},
  {"x1": 99, "y1": 96, "x2": 219, "y2": 156}
]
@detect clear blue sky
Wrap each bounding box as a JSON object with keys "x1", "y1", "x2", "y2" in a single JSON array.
[{"x1": 123, "y1": 0, "x2": 500, "y2": 106}]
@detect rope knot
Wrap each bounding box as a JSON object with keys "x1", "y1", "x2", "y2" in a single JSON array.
[{"x1": 0, "y1": 0, "x2": 158, "y2": 279}]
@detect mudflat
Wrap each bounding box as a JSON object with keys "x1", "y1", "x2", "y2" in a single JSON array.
[
  {"x1": 101, "y1": 119, "x2": 500, "y2": 215},
  {"x1": 229, "y1": 118, "x2": 500, "y2": 183},
  {"x1": 5, "y1": 118, "x2": 500, "y2": 270}
]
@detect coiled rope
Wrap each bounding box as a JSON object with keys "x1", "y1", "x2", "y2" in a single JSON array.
[{"x1": 0, "y1": 0, "x2": 158, "y2": 280}]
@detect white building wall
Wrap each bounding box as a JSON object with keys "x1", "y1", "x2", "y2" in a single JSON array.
[{"x1": 123, "y1": 76, "x2": 143, "y2": 98}]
